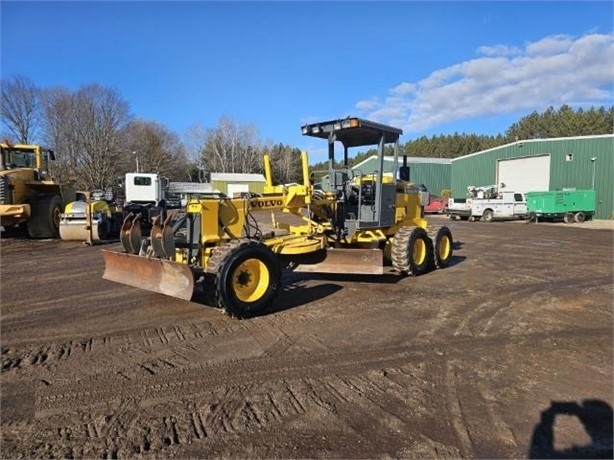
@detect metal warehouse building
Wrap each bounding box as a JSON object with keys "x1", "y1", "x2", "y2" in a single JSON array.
[
  {"x1": 210, "y1": 173, "x2": 267, "y2": 197},
  {"x1": 351, "y1": 155, "x2": 452, "y2": 197},
  {"x1": 451, "y1": 135, "x2": 614, "y2": 220}
]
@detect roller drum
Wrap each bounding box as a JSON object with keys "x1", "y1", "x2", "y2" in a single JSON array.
[{"x1": 59, "y1": 218, "x2": 103, "y2": 242}]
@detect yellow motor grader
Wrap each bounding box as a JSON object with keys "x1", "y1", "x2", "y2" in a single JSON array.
[{"x1": 102, "y1": 117, "x2": 453, "y2": 317}]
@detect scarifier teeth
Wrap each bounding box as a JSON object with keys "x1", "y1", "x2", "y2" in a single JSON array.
[
  {"x1": 120, "y1": 213, "x2": 142, "y2": 254},
  {"x1": 151, "y1": 214, "x2": 176, "y2": 259}
]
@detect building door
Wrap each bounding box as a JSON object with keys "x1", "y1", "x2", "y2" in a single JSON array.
[
  {"x1": 227, "y1": 183, "x2": 249, "y2": 197},
  {"x1": 497, "y1": 154, "x2": 550, "y2": 194}
]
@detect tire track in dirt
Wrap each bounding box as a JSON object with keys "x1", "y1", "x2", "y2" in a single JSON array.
[
  {"x1": 18, "y1": 383, "x2": 318, "y2": 457},
  {"x1": 13, "y1": 350, "x2": 515, "y2": 459},
  {"x1": 0, "y1": 317, "x2": 258, "y2": 375},
  {"x1": 444, "y1": 361, "x2": 475, "y2": 458},
  {"x1": 20, "y1": 368, "x2": 463, "y2": 458},
  {"x1": 34, "y1": 346, "x2": 423, "y2": 415},
  {"x1": 1, "y1": 300, "x2": 334, "y2": 379},
  {"x1": 33, "y1": 327, "x2": 610, "y2": 416},
  {"x1": 452, "y1": 275, "x2": 612, "y2": 338},
  {"x1": 1, "y1": 338, "x2": 94, "y2": 373}
]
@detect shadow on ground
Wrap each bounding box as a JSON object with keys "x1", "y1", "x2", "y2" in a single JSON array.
[{"x1": 529, "y1": 399, "x2": 613, "y2": 459}]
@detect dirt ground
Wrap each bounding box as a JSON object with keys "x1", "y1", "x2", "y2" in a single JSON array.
[{"x1": 1, "y1": 216, "x2": 612, "y2": 459}]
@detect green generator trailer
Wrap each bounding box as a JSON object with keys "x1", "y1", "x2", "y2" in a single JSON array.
[{"x1": 526, "y1": 190, "x2": 596, "y2": 223}]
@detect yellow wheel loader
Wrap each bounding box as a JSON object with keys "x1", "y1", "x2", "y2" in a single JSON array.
[
  {"x1": 0, "y1": 141, "x2": 71, "y2": 238},
  {"x1": 102, "y1": 117, "x2": 454, "y2": 318}
]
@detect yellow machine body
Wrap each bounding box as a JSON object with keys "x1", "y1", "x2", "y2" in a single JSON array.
[
  {"x1": 0, "y1": 142, "x2": 69, "y2": 238},
  {"x1": 102, "y1": 118, "x2": 454, "y2": 317}
]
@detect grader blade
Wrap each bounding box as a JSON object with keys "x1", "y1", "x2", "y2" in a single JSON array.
[
  {"x1": 101, "y1": 250, "x2": 195, "y2": 300},
  {"x1": 292, "y1": 248, "x2": 384, "y2": 275}
]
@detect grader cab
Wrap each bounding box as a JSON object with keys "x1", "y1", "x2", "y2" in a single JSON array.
[{"x1": 102, "y1": 117, "x2": 454, "y2": 318}]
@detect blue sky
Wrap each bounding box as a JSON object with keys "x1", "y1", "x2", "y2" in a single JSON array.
[{"x1": 1, "y1": 1, "x2": 613, "y2": 163}]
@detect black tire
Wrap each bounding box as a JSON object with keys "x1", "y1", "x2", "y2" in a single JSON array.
[
  {"x1": 26, "y1": 195, "x2": 62, "y2": 238},
  {"x1": 391, "y1": 226, "x2": 433, "y2": 275},
  {"x1": 564, "y1": 212, "x2": 574, "y2": 224},
  {"x1": 215, "y1": 241, "x2": 281, "y2": 318},
  {"x1": 482, "y1": 209, "x2": 494, "y2": 222},
  {"x1": 574, "y1": 212, "x2": 585, "y2": 223},
  {"x1": 433, "y1": 226, "x2": 453, "y2": 269},
  {"x1": 96, "y1": 215, "x2": 112, "y2": 241}
]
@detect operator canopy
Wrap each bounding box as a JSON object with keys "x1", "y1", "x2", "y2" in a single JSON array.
[{"x1": 301, "y1": 117, "x2": 402, "y2": 147}]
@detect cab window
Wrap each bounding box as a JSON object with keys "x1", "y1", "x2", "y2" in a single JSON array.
[{"x1": 134, "y1": 176, "x2": 152, "y2": 186}]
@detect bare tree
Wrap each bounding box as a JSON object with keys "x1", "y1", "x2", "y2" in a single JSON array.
[
  {"x1": 184, "y1": 123, "x2": 209, "y2": 181},
  {"x1": 0, "y1": 75, "x2": 41, "y2": 143},
  {"x1": 123, "y1": 120, "x2": 190, "y2": 180},
  {"x1": 41, "y1": 84, "x2": 131, "y2": 189},
  {"x1": 196, "y1": 116, "x2": 263, "y2": 174},
  {"x1": 40, "y1": 86, "x2": 80, "y2": 184}
]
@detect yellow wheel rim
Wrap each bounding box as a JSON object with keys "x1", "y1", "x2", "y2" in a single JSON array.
[
  {"x1": 438, "y1": 235, "x2": 451, "y2": 260},
  {"x1": 232, "y1": 258, "x2": 270, "y2": 303},
  {"x1": 412, "y1": 238, "x2": 427, "y2": 265}
]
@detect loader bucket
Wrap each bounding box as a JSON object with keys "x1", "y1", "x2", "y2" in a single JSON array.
[{"x1": 101, "y1": 250, "x2": 195, "y2": 301}]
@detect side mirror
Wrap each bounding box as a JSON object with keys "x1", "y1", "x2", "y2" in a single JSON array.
[{"x1": 48, "y1": 150, "x2": 56, "y2": 161}]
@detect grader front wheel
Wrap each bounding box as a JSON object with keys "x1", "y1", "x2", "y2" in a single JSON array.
[{"x1": 212, "y1": 240, "x2": 281, "y2": 318}]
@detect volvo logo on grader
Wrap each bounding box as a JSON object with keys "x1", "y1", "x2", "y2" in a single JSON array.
[
  {"x1": 102, "y1": 117, "x2": 454, "y2": 319},
  {"x1": 249, "y1": 198, "x2": 284, "y2": 209}
]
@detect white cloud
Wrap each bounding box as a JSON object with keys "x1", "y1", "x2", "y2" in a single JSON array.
[
  {"x1": 354, "y1": 32, "x2": 614, "y2": 134},
  {"x1": 525, "y1": 34, "x2": 573, "y2": 56},
  {"x1": 390, "y1": 82, "x2": 416, "y2": 96},
  {"x1": 477, "y1": 44, "x2": 521, "y2": 57},
  {"x1": 355, "y1": 98, "x2": 380, "y2": 111}
]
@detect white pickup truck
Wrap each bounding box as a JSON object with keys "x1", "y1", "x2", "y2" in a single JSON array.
[
  {"x1": 469, "y1": 191, "x2": 528, "y2": 222},
  {"x1": 447, "y1": 197, "x2": 473, "y2": 220}
]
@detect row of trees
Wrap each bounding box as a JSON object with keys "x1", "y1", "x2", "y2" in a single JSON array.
[
  {"x1": 2, "y1": 75, "x2": 612, "y2": 191},
  {"x1": 311, "y1": 105, "x2": 614, "y2": 171},
  {"x1": 0, "y1": 76, "x2": 303, "y2": 190}
]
